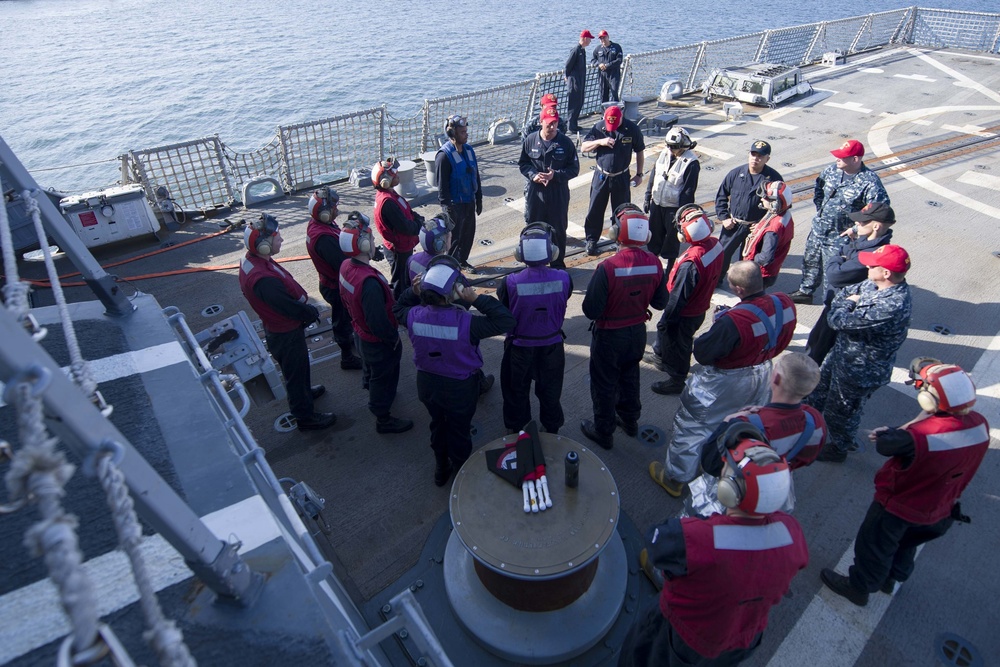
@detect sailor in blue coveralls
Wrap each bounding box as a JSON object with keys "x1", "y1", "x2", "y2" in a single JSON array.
[
  {"x1": 581, "y1": 105, "x2": 645, "y2": 256},
  {"x1": 564, "y1": 30, "x2": 594, "y2": 134},
  {"x1": 497, "y1": 223, "x2": 573, "y2": 435},
  {"x1": 434, "y1": 115, "x2": 483, "y2": 273},
  {"x1": 394, "y1": 256, "x2": 514, "y2": 487},
  {"x1": 592, "y1": 30, "x2": 623, "y2": 103}
]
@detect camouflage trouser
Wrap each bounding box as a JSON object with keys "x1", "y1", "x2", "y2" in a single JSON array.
[
  {"x1": 798, "y1": 227, "x2": 841, "y2": 296},
  {"x1": 807, "y1": 358, "x2": 879, "y2": 453}
]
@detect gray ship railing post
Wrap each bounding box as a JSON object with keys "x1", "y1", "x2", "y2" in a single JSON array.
[
  {"x1": 0, "y1": 307, "x2": 264, "y2": 607},
  {"x1": 1, "y1": 136, "x2": 135, "y2": 318}
]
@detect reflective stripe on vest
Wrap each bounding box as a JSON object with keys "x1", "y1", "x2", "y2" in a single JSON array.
[
  {"x1": 712, "y1": 522, "x2": 794, "y2": 551},
  {"x1": 733, "y1": 295, "x2": 786, "y2": 351}
]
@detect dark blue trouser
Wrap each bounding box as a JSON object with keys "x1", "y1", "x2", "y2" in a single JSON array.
[
  {"x1": 500, "y1": 341, "x2": 566, "y2": 434},
  {"x1": 590, "y1": 324, "x2": 646, "y2": 435},
  {"x1": 655, "y1": 314, "x2": 704, "y2": 381},
  {"x1": 718, "y1": 223, "x2": 750, "y2": 283},
  {"x1": 266, "y1": 328, "x2": 313, "y2": 419},
  {"x1": 386, "y1": 248, "x2": 412, "y2": 299},
  {"x1": 358, "y1": 339, "x2": 401, "y2": 418},
  {"x1": 446, "y1": 203, "x2": 476, "y2": 264},
  {"x1": 807, "y1": 358, "x2": 878, "y2": 452},
  {"x1": 417, "y1": 371, "x2": 480, "y2": 465},
  {"x1": 648, "y1": 203, "x2": 679, "y2": 262},
  {"x1": 319, "y1": 283, "x2": 356, "y2": 354},
  {"x1": 584, "y1": 173, "x2": 632, "y2": 245},
  {"x1": 849, "y1": 501, "x2": 954, "y2": 593}
]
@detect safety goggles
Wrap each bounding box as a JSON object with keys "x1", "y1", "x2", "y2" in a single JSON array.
[{"x1": 446, "y1": 115, "x2": 468, "y2": 128}]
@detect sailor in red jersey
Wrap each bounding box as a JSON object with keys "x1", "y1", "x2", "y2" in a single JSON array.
[
  {"x1": 338, "y1": 214, "x2": 413, "y2": 435},
  {"x1": 624, "y1": 428, "x2": 808, "y2": 667},
  {"x1": 580, "y1": 204, "x2": 667, "y2": 449},
  {"x1": 681, "y1": 352, "x2": 827, "y2": 518},
  {"x1": 371, "y1": 157, "x2": 423, "y2": 298},
  {"x1": 821, "y1": 358, "x2": 990, "y2": 606},
  {"x1": 238, "y1": 214, "x2": 335, "y2": 431},
  {"x1": 652, "y1": 262, "x2": 796, "y2": 497},
  {"x1": 741, "y1": 180, "x2": 794, "y2": 288},
  {"x1": 304, "y1": 187, "x2": 363, "y2": 371},
  {"x1": 647, "y1": 205, "x2": 723, "y2": 396}
]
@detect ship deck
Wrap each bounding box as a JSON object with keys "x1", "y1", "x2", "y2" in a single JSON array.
[{"x1": 5, "y1": 44, "x2": 1000, "y2": 666}]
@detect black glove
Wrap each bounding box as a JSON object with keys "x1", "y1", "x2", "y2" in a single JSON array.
[
  {"x1": 304, "y1": 304, "x2": 321, "y2": 326},
  {"x1": 643, "y1": 196, "x2": 651, "y2": 214},
  {"x1": 476, "y1": 199, "x2": 483, "y2": 216},
  {"x1": 413, "y1": 211, "x2": 425, "y2": 225},
  {"x1": 951, "y1": 502, "x2": 971, "y2": 524},
  {"x1": 372, "y1": 245, "x2": 386, "y2": 262}
]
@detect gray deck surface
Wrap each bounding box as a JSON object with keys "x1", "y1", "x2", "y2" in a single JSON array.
[{"x1": 6, "y1": 45, "x2": 1000, "y2": 666}]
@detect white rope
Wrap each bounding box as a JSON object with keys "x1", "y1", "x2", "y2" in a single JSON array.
[
  {"x1": 0, "y1": 175, "x2": 32, "y2": 319},
  {"x1": 22, "y1": 189, "x2": 99, "y2": 399},
  {"x1": 96, "y1": 451, "x2": 197, "y2": 667},
  {"x1": 4, "y1": 378, "x2": 99, "y2": 655}
]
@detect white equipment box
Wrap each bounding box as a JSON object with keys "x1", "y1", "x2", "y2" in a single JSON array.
[{"x1": 60, "y1": 184, "x2": 160, "y2": 248}]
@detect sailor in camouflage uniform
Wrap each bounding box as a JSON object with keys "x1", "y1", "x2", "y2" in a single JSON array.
[
  {"x1": 808, "y1": 245, "x2": 912, "y2": 462},
  {"x1": 790, "y1": 139, "x2": 889, "y2": 305}
]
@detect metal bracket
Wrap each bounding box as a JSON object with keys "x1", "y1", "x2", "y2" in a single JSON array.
[{"x1": 186, "y1": 540, "x2": 265, "y2": 608}]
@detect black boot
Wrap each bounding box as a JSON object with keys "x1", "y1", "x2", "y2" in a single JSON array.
[
  {"x1": 376, "y1": 415, "x2": 413, "y2": 434},
  {"x1": 296, "y1": 412, "x2": 337, "y2": 431},
  {"x1": 340, "y1": 352, "x2": 363, "y2": 370},
  {"x1": 434, "y1": 456, "x2": 454, "y2": 487}
]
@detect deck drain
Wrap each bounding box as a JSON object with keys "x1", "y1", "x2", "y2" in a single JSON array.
[
  {"x1": 504, "y1": 197, "x2": 515, "y2": 202},
  {"x1": 275, "y1": 413, "x2": 298, "y2": 433},
  {"x1": 935, "y1": 632, "x2": 983, "y2": 667},
  {"x1": 993, "y1": 251, "x2": 1000, "y2": 260},
  {"x1": 782, "y1": 162, "x2": 794, "y2": 168},
  {"x1": 931, "y1": 324, "x2": 953, "y2": 336},
  {"x1": 636, "y1": 425, "x2": 666, "y2": 447},
  {"x1": 201, "y1": 304, "x2": 224, "y2": 317},
  {"x1": 975, "y1": 164, "x2": 989, "y2": 170},
  {"x1": 927, "y1": 200, "x2": 942, "y2": 207},
  {"x1": 703, "y1": 165, "x2": 718, "y2": 171}
]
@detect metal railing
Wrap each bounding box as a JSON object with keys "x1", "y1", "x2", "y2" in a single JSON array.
[{"x1": 119, "y1": 7, "x2": 999, "y2": 214}]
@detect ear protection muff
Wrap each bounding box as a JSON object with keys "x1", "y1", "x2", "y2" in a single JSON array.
[
  {"x1": 674, "y1": 204, "x2": 714, "y2": 243},
  {"x1": 371, "y1": 158, "x2": 399, "y2": 190},
  {"x1": 425, "y1": 254, "x2": 465, "y2": 302},
  {"x1": 756, "y1": 180, "x2": 791, "y2": 214},
  {"x1": 909, "y1": 357, "x2": 977, "y2": 414},
  {"x1": 419, "y1": 216, "x2": 451, "y2": 255},
  {"x1": 339, "y1": 213, "x2": 374, "y2": 258},
  {"x1": 445, "y1": 115, "x2": 467, "y2": 139},
  {"x1": 309, "y1": 187, "x2": 339, "y2": 223},
  {"x1": 515, "y1": 222, "x2": 559, "y2": 265},
  {"x1": 717, "y1": 439, "x2": 789, "y2": 513},
  {"x1": 611, "y1": 203, "x2": 652, "y2": 246},
  {"x1": 246, "y1": 213, "x2": 279, "y2": 256}
]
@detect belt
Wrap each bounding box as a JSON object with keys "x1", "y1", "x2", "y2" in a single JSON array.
[
  {"x1": 595, "y1": 165, "x2": 630, "y2": 178},
  {"x1": 731, "y1": 217, "x2": 754, "y2": 226}
]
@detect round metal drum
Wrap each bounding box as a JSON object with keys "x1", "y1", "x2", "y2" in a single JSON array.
[{"x1": 449, "y1": 433, "x2": 620, "y2": 579}]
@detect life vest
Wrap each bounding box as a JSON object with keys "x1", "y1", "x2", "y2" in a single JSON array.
[
  {"x1": 374, "y1": 189, "x2": 419, "y2": 252},
  {"x1": 596, "y1": 247, "x2": 663, "y2": 330},
  {"x1": 305, "y1": 218, "x2": 344, "y2": 292},
  {"x1": 339, "y1": 260, "x2": 396, "y2": 343},
  {"x1": 874, "y1": 412, "x2": 989, "y2": 524},
  {"x1": 714, "y1": 293, "x2": 796, "y2": 369},
  {"x1": 660, "y1": 513, "x2": 808, "y2": 658},
  {"x1": 668, "y1": 237, "x2": 723, "y2": 317},
  {"x1": 407, "y1": 305, "x2": 483, "y2": 379},
  {"x1": 649, "y1": 149, "x2": 698, "y2": 207},
  {"x1": 439, "y1": 142, "x2": 479, "y2": 204},
  {"x1": 744, "y1": 404, "x2": 826, "y2": 470},
  {"x1": 743, "y1": 210, "x2": 794, "y2": 279},
  {"x1": 407, "y1": 251, "x2": 435, "y2": 282},
  {"x1": 238, "y1": 253, "x2": 309, "y2": 334},
  {"x1": 505, "y1": 266, "x2": 571, "y2": 346}
]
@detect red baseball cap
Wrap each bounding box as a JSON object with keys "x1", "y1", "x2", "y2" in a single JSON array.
[
  {"x1": 540, "y1": 107, "x2": 560, "y2": 124},
  {"x1": 598, "y1": 30, "x2": 609, "y2": 38},
  {"x1": 831, "y1": 139, "x2": 865, "y2": 159},
  {"x1": 604, "y1": 105, "x2": 623, "y2": 131},
  {"x1": 580, "y1": 30, "x2": 595, "y2": 39},
  {"x1": 540, "y1": 93, "x2": 558, "y2": 107},
  {"x1": 858, "y1": 244, "x2": 910, "y2": 273}
]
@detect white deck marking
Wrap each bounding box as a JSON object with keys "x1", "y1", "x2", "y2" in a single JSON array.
[
  {"x1": 910, "y1": 119, "x2": 933, "y2": 125},
  {"x1": 958, "y1": 171, "x2": 1000, "y2": 190},
  {"x1": 859, "y1": 67, "x2": 884, "y2": 74},
  {"x1": 825, "y1": 101, "x2": 874, "y2": 114},
  {"x1": 941, "y1": 123, "x2": 997, "y2": 137},
  {"x1": 0, "y1": 495, "x2": 282, "y2": 664},
  {"x1": 0, "y1": 341, "x2": 189, "y2": 408},
  {"x1": 937, "y1": 51, "x2": 1000, "y2": 62},
  {"x1": 908, "y1": 47, "x2": 1000, "y2": 104},
  {"x1": 695, "y1": 146, "x2": 735, "y2": 160},
  {"x1": 894, "y1": 73, "x2": 937, "y2": 82}
]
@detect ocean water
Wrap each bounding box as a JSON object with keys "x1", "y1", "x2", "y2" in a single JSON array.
[{"x1": 1, "y1": 0, "x2": 996, "y2": 193}]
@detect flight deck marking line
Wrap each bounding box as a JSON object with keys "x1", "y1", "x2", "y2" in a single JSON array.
[
  {"x1": 894, "y1": 73, "x2": 937, "y2": 82},
  {"x1": 0, "y1": 340, "x2": 188, "y2": 408},
  {"x1": 937, "y1": 51, "x2": 1000, "y2": 62},
  {"x1": 907, "y1": 47, "x2": 1000, "y2": 105},
  {"x1": 940, "y1": 123, "x2": 997, "y2": 137},
  {"x1": 0, "y1": 495, "x2": 281, "y2": 664},
  {"x1": 859, "y1": 67, "x2": 884, "y2": 74},
  {"x1": 958, "y1": 171, "x2": 1000, "y2": 190},
  {"x1": 824, "y1": 101, "x2": 874, "y2": 114}
]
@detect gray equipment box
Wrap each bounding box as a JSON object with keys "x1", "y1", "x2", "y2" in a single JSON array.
[{"x1": 60, "y1": 184, "x2": 160, "y2": 248}]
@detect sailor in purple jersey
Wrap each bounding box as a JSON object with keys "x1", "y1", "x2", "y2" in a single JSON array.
[{"x1": 394, "y1": 255, "x2": 515, "y2": 487}]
